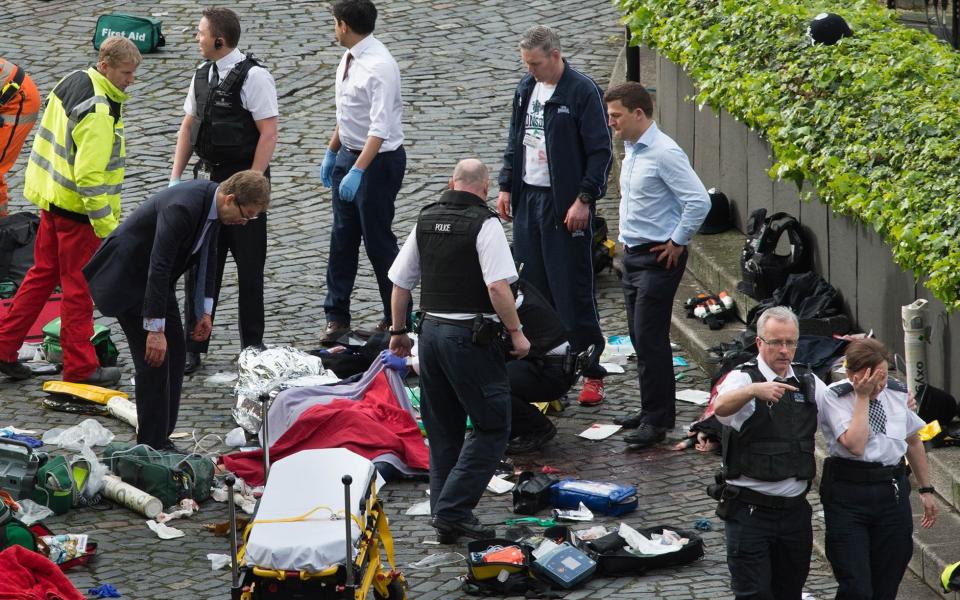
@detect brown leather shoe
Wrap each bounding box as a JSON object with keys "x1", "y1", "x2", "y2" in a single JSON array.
[{"x1": 320, "y1": 321, "x2": 350, "y2": 344}]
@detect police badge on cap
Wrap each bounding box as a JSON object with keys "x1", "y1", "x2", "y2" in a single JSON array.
[{"x1": 808, "y1": 13, "x2": 853, "y2": 46}]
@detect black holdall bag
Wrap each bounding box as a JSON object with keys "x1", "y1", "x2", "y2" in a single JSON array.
[
  {"x1": 737, "y1": 209, "x2": 810, "y2": 300},
  {"x1": 512, "y1": 471, "x2": 559, "y2": 515},
  {"x1": 584, "y1": 525, "x2": 705, "y2": 576},
  {"x1": 0, "y1": 212, "x2": 39, "y2": 290}
]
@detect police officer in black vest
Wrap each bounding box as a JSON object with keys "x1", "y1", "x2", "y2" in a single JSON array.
[
  {"x1": 505, "y1": 279, "x2": 577, "y2": 453},
  {"x1": 388, "y1": 159, "x2": 530, "y2": 543},
  {"x1": 711, "y1": 306, "x2": 829, "y2": 600},
  {"x1": 169, "y1": 7, "x2": 279, "y2": 372}
]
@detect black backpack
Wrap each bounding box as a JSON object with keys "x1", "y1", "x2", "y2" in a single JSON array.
[
  {"x1": 737, "y1": 209, "x2": 809, "y2": 300},
  {"x1": 0, "y1": 212, "x2": 39, "y2": 291}
]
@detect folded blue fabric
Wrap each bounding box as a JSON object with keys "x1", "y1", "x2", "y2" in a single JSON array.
[{"x1": 89, "y1": 584, "x2": 121, "y2": 598}]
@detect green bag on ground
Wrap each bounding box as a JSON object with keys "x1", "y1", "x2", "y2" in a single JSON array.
[
  {"x1": 0, "y1": 502, "x2": 36, "y2": 552},
  {"x1": 33, "y1": 455, "x2": 76, "y2": 516},
  {"x1": 93, "y1": 14, "x2": 165, "y2": 53},
  {"x1": 41, "y1": 317, "x2": 118, "y2": 367},
  {"x1": 103, "y1": 443, "x2": 214, "y2": 508}
]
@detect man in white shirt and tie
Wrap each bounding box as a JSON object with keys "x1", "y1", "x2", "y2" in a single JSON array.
[{"x1": 319, "y1": 0, "x2": 406, "y2": 343}]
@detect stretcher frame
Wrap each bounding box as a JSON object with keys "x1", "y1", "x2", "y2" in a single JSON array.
[{"x1": 226, "y1": 393, "x2": 407, "y2": 600}]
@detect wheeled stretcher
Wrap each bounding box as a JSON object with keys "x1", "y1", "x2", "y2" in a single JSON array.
[{"x1": 227, "y1": 448, "x2": 407, "y2": 599}]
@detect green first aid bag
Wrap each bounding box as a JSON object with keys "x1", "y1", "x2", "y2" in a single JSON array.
[
  {"x1": 103, "y1": 442, "x2": 215, "y2": 508},
  {"x1": 41, "y1": 317, "x2": 118, "y2": 367},
  {"x1": 93, "y1": 14, "x2": 166, "y2": 54},
  {"x1": 33, "y1": 456, "x2": 76, "y2": 516}
]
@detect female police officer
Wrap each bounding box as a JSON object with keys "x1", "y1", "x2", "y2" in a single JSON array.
[{"x1": 819, "y1": 338, "x2": 937, "y2": 599}]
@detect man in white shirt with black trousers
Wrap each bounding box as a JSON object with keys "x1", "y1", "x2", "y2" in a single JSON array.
[{"x1": 319, "y1": 0, "x2": 406, "y2": 343}]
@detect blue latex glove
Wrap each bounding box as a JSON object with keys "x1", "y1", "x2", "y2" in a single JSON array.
[
  {"x1": 168, "y1": 178, "x2": 182, "y2": 188},
  {"x1": 378, "y1": 349, "x2": 408, "y2": 376},
  {"x1": 319, "y1": 148, "x2": 337, "y2": 188},
  {"x1": 338, "y1": 166, "x2": 365, "y2": 202}
]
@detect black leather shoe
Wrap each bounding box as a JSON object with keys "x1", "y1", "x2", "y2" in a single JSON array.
[
  {"x1": 613, "y1": 410, "x2": 644, "y2": 429},
  {"x1": 432, "y1": 514, "x2": 495, "y2": 544},
  {"x1": 184, "y1": 352, "x2": 201, "y2": 374},
  {"x1": 0, "y1": 360, "x2": 33, "y2": 381},
  {"x1": 624, "y1": 423, "x2": 668, "y2": 447},
  {"x1": 506, "y1": 421, "x2": 557, "y2": 454},
  {"x1": 81, "y1": 366, "x2": 121, "y2": 387}
]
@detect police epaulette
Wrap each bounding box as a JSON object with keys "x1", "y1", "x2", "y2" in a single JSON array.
[
  {"x1": 886, "y1": 377, "x2": 908, "y2": 393},
  {"x1": 828, "y1": 380, "x2": 854, "y2": 396}
]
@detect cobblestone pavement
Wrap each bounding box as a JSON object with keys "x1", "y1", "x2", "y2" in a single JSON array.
[{"x1": 1, "y1": 1, "x2": 840, "y2": 598}]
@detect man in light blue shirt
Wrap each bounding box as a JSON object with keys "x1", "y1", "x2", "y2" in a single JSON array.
[{"x1": 604, "y1": 82, "x2": 710, "y2": 447}]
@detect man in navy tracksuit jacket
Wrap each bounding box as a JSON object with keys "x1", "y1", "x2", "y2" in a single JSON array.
[{"x1": 497, "y1": 25, "x2": 612, "y2": 405}]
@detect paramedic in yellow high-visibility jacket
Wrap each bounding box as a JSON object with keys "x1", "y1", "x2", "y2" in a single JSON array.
[{"x1": 0, "y1": 37, "x2": 141, "y2": 386}]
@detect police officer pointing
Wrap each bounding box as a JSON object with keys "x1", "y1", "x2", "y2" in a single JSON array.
[
  {"x1": 712, "y1": 306, "x2": 828, "y2": 600},
  {"x1": 388, "y1": 159, "x2": 530, "y2": 543}
]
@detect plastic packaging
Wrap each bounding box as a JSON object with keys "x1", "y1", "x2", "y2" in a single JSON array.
[
  {"x1": 225, "y1": 427, "x2": 247, "y2": 447},
  {"x1": 42, "y1": 534, "x2": 88, "y2": 564},
  {"x1": 75, "y1": 444, "x2": 109, "y2": 498},
  {"x1": 106, "y1": 396, "x2": 138, "y2": 429},
  {"x1": 205, "y1": 371, "x2": 237, "y2": 385},
  {"x1": 13, "y1": 498, "x2": 54, "y2": 526},
  {"x1": 407, "y1": 552, "x2": 465, "y2": 569},
  {"x1": 146, "y1": 519, "x2": 184, "y2": 539},
  {"x1": 553, "y1": 502, "x2": 594, "y2": 522},
  {"x1": 207, "y1": 553, "x2": 232, "y2": 570},
  {"x1": 42, "y1": 419, "x2": 115, "y2": 450}
]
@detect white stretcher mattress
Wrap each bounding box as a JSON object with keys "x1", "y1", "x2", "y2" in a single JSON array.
[{"x1": 246, "y1": 448, "x2": 384, "y2": 572}]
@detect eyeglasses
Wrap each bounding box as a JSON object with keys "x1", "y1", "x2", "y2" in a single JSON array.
[
  {"x1": 238, "y1": 203, "x2": 259, "y2": 222},
  {"x1": 758, "y1": 336, "x2": 798, "y2": 349}
]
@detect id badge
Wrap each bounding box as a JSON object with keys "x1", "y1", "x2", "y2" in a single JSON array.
[
  {"x1": 196, "y1": 166, "x2": 211, "y2": 181},
  {"x1": 523, "y1": 132, "x2": 540, "y2": 149}
]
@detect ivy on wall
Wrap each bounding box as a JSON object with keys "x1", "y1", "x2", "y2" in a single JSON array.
[{"x1": 619, "y1": 0, "x2": 960, "y2": 307}]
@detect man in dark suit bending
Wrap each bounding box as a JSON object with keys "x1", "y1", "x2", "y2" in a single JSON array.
[{"x1": 83, "y1": 170, "x2": 270, "y2": 450}]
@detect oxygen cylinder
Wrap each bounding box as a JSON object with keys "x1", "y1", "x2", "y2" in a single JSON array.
[{"x1": 901, "y1": 299, "x2": 929, "y2": 397}]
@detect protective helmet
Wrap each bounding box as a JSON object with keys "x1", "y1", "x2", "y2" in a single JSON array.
[{"x1": 808, "y1": 13, "x2": 853, "y2": 46}]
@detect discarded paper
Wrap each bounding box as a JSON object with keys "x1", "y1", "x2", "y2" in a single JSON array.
[
  {"x1": 675, "y1": 389, "x2": 711, "y2": 406},
  {"x1": 578, "y1": 423, "x2": 622, "y2": 440}
]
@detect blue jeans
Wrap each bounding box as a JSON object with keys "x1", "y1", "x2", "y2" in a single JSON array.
[
  {"x1": 418, "y1": 319, "x2": 511, "y2": 520},
  {"x1": 823, "y1": 472, "x2": 913, "y2": 600},
  {"x1": 324, "y1": 146, "x2": 405, "y2": 325},
  {"x1": 511, "y1": 184, "x2": 605, "y2": 376}
]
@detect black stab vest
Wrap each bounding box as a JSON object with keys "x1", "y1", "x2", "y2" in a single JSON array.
[
  {"x1": 721, "y1": 361, "x2": 819, "y2": 482},
  {"x1": 417, "y1": 190, "x2": 498, "y2": 313},
  {"x1": 191, "y1": 55, "x2": 262, "y2": 166}
]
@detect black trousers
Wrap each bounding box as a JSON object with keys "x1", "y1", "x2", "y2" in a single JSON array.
[
  {"x1": 823, "y1": 471, "x2": 913, "y2": 600},
  {"x1": 418, "y1": 319, "x2": 511, "y2": 521},
  {"x1": 724, "y1": 498, "x2": 812, "y2": 600},
  {"x1": 622, "y1": 244, "x2": 687, "y2": 428},
  {"x1": 511, "y1": 184, "x2": 605, "y2": 377},
  {"x1": 508, "y1": 359, "x2": 574, "y2": 437},
  {"x1": 185, "y1": 163, "x2": 267, "y2": 353},
  {"x1": 117, "y1": 293, "x2": 185, "y2": 449}
]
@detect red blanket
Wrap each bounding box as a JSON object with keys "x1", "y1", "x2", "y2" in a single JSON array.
[
  {"x1": 223, "y1": 371, "x2": 428, "y2": 486},
  {"x1": 0, "y1": 545, "x2": 84, "y2": 600}
]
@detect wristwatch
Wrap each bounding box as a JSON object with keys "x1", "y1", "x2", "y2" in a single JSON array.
[
  {"x1": 388, "y1": 326, "x2": 408, "y2": 336},
  {"x1": 918, "y1": 486, "x2": 935, "y2": 495},
  {"x1": 576, "y1": 192, "x2": 596, "y2": 206}
]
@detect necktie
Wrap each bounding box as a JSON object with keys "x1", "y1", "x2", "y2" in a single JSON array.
[
  {"x1": 211, "y1": 63, "x2": 220, "y2": 87},
  {"x1": 342, "y1": 53, "x2": 353, "y2": 81},
  {"x1": 193, "y1": 223, "x2": 218, "y2": 321},
  {"x1": 868, "y1": 398, "x2": 887, "y2": 435}
]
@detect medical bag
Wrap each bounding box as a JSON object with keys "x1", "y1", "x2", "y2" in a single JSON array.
[
  {"x1": 93, "y1": 14, "x2": 165, "y2": 53},
  {"x1": 550, "y1": 479, "x2": 638, "y2": 516},
  {"x1": 103, "y1": 442, "x2": 214, "y2": 508}
]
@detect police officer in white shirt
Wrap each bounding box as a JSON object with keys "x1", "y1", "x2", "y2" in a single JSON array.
[
  {"x1": 169, "y1": 6, "x2": 279, "y2": 373},
  {"x1": 819, "y1": 338, "x2": 937, "y2": 600},
  {"x1": 387, "y1": 159, "x2": 530, "y2": 544},
  {"x1": 319, "y1": 0, "x2": 406, "y2": 344},
  {"x1": 712, "y1": 306, "x2": 828, "y2": 600}
]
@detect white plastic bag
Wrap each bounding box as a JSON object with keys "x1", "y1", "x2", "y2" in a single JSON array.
[
  {"x1": 74, "y1": 444, "x2": 109, "y2": 498},
  {"x1": 13, "y1": 499, "x2": 54, "y2": 526},
  {"x1": 43, "y1": 419, "x2": 115, "y2": 450}
]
